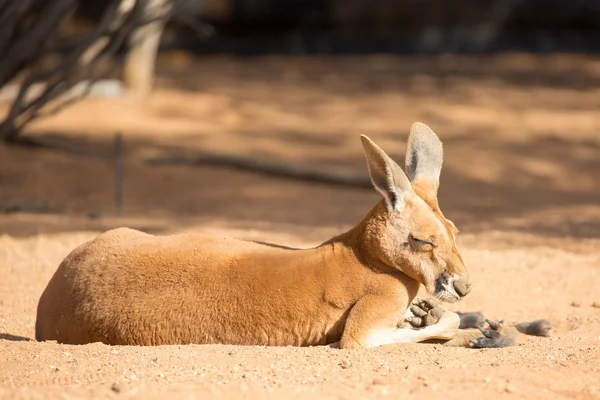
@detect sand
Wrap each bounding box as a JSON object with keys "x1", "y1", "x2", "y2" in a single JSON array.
[{"x1": 1, "y1": 53, "x2": 600, "y2": 399}]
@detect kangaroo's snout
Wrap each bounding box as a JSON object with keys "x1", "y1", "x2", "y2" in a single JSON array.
[
  {"x1": 453, "y1": 278, "x2": 471, "y2": 298},
  {"x1": 434, "y1": 272, "x2": 471, "y2": 303}
]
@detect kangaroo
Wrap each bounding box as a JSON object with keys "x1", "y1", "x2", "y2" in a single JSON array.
[{"x1": 35, "y1": 122, "x2": 515, "y2": 349}]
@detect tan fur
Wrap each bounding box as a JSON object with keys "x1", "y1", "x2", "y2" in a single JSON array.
[{"x1": 35, "y1": 122, "x2": 471, "y2": 349}]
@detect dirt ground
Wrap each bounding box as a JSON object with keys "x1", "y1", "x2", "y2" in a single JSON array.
[{"x1": 1, "y1": 53, "x2": 600, "y2": 400}]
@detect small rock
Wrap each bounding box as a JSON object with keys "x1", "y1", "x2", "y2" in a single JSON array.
[
  {"x1": 417, "y1": 375, "x2": 429, "y2": 386},
  {"x1": 592, "y1": 302, "x2": 600, "y2": 309},
  {"x1": 129, "y1": 372, "x2": 137, "y2": 381},
  {"x1": 339, "y1": 360, "x2": 352, "y2": 369},
  {"x1": 111, "y1": 382, "x2": 121, "y2": 393},
  {"x1": 570, "y1": 301, "x2": 581, "y2": 308},
  {"x1": 505, "y1": 385, "x2": 515, "y2": 393},
  {"x1": 372, "y1": 377, "x2": 386, "y2": 385}
]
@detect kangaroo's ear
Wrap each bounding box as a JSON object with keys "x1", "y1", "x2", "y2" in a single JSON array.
[
  {"x1": 405, "y1": 122, "x2": 444, "y2": 195},
  {"x1": 361, "y1": 135, "x2": 413, "y2": 212}
]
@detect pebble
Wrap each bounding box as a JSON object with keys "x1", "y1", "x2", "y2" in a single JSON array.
[
  {"x1": 570, "y1": 301, "x2": 581, "y2": 308},
  {"x1": 592, "y1": 302, "x2": 600, "y2": 308},
  {"x1": 111, "y1": 382, "x2": 121, "y2": 393},
  {"x1": 339, "y1": 360, "x2": 352, "y2": 369},
  {"x1": 372, "y1": 377, "x2": 386, "y2": 385}
]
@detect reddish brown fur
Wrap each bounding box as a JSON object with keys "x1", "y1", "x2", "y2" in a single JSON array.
[{"x1": 36, "y1": 123, "x2": 471, "y2": 349}]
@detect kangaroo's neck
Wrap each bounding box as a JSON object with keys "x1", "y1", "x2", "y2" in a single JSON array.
[
  {"x1": 318, "y1": 200, "x2": 393, "y2": 274},
  {"x1": 309, "y1": 201, "x2": 418, "y2": 316}
]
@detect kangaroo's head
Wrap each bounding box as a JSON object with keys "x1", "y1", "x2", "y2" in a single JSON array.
[{"x1": 360, "y1": 122, "x2": 470, "y2": 303}]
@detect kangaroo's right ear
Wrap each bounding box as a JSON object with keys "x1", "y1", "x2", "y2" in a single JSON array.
[
  {"x1": 405, "y1": 122, "x2": 444, "y2": 195},
  {"x1": 361, "y1": 135, "x2": 413, "y2": 212}
]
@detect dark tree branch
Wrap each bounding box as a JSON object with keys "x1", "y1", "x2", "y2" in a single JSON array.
[{"x1": 0, "y1": 0, "x2": 180, "y2": 142}]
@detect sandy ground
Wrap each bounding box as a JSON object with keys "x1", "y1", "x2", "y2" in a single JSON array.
[{"x1": 1, "y1": 53, "x2": 600, "y2": 399}]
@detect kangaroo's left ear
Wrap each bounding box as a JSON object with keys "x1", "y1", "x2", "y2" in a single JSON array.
[
  {"x1": 361, "y1": 134, "x2": 414, "y2": 212},
  {"x1": 405, "y1": 122, "x2": 444, "y2": 195}
]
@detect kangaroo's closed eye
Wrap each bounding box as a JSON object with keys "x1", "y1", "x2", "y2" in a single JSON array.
[
  {"x1": 411, "y1": 235, "x2": 435, "y2": 248},
  {"x1": 415, "y1": 239, "x2": 433, "y2": 246}
]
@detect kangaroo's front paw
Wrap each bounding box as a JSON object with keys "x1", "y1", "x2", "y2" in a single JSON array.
[
  {"x1": 469, "y1": 319, "x2": 519, "y2": 348},
  {"x1": 404, "y1": 297, "x2": 447, "y2": 328}
]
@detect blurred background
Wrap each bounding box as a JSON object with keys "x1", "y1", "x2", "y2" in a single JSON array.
[
  {"x1": 0, "y1": 0, "x2": 599, "y2": 247},
  {"x1": 2, "y1": 3, "x2": 600, "y2": 394}
]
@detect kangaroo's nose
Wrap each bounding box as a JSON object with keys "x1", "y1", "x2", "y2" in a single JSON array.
[{"x1": 453, "y1": 279, "x2": 472, "y2": 297}]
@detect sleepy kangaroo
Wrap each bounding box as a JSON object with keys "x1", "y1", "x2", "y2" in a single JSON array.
[{"x1": 36, "y1": 122, "x2": 517, "y2": 349}]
